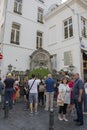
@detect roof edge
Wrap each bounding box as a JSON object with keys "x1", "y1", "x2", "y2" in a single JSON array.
[{"x1": 44, "y1": 0, "x2": 87, "y2": 21}]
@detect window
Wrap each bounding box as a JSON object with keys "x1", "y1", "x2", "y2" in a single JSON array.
[
  {"x1": 64, "y1": 17, "x2": 73, "y2": 39},
  {"x1": 49, "y1": 25, "x2": 56, "y2": 45},
  {"x1": 37, "y1": 7, "x2": 43, "y2": 23},
  {"x1": 36, "y1": 31, "x2": 43, "y2": 49},
  {"x1": 0, "y1": 25, "x2": 3, "y2": 43},
  {"x1": 51, "y1": 54, "x2": 57, "y2": 70},
  {"x1": 14, "y1": 0, "x2": 22, "y2": 15},
  {"x1": 81, "y1": 17, "x2": 87, "y2": 38},
  {"x1": 11, "y1": 23, "x2": 20, "y2": 45},
  {"x1": 64, "y1": 51, "x2": 73, "y2": 66}
]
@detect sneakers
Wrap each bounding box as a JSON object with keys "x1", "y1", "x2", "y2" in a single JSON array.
[
  {"x1": 35, "y1": 111, "x2": 38, "y2": 115},
  {"x1": 30, "y1": 111, "x2": 39, "y2": 116},
  {"x1": 58, "y1": 115, "x2": 63, "y2": 121},
  {"x1": 63, "y1": 117, "x2": 68, "y2": 122},
  {"x1": 58, "y1": 114, "x2": 68, "y2": 121},
  {"x1": 50, "y1": 108, "x2": 53, "y2": 112},
  {"x1": 30, "y1": 111, "x2": 33, "y2": 116},
  {"x1": 63, "y1": 115, "x2": 68, "y2": 122}
]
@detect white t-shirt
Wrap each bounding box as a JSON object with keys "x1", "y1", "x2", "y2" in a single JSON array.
[
  {"x1": 59, "y1": 83, "x2": 70, "y2": 104},
  {"x1": 28, "y1": 79, "x2": 40, "y2": 93}
]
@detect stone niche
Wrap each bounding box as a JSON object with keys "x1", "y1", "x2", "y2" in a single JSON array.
[{"x1": 30, "y1": 48, "x2": 51, "y2": 71}]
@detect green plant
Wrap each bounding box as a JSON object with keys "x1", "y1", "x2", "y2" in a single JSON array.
[{"x1": 28, "y1": 68, "x2": 50, "y2": 79}]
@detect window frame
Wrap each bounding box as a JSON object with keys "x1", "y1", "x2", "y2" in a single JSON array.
[
  {"x1": 63, "y1": 17, "x2": 73, "y2": 39},
  {"x1": 51, "y1": 54, "x2": 57, "y2": 70},
  {"x1": 14, "y1": 0, "x2": 22, "y2": 15},
  {"x1": 36, "y1": 31, "x2": 43, "y2": 49},
  {"x1": 81, "y1": 16, "x2": 87, "y2": 38},
  {"x1": 64, "y1": 51, "x2": 73, "y2": 66},
  {"x1": 37, "y1": 7, "x2": 44, "y2": 24},
  {"x1": 10, "y1": 23, "x2": 21, "y2": 45}
]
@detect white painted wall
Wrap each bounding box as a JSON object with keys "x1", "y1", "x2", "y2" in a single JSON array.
[
  {"x1": 1, "y1": 0, "x2": 62, "y2": 78},
  {"x1": 2, "y1": 0, "x2": 47, "y2": 78},
  {"x1": 2, "y1": 44, "x2": 33, "y2": 79},
  {"x1": 44, "y1": 0, "x2": 87, "y2": 76},
  {"x1": 1, "y1": 0, "x2": 87, "y2": 79}
]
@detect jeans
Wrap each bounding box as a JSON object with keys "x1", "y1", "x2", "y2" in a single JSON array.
[
  {"x1": 74, "y1": 99, "x2": 83, "y2": 123},
  {"x1": 45, "y1": 92, "x2": 54, "y2": 110},
  {"x1": 4, "y1": 88, "x2": 13, "y2": 109}
]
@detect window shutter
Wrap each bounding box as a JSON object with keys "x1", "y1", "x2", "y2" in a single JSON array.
[{"x1": 64, "y1": 51, "x2": 73, "y2": 66}]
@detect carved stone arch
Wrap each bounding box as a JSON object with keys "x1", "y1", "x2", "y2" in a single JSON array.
[{"x1": 30, "y1": 48, "x2": 51, "y2": 71}]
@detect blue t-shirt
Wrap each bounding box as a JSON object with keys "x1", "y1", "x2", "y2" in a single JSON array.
[
  {"x1": 45, "y1": 78, "x2": 55, "y2": 92},
  {"x1": 4, "y1": 78, "x2": 15, "y2": 89},
  {"x1": 72, "y1": 78, "x2": 84, "y2": 99}
]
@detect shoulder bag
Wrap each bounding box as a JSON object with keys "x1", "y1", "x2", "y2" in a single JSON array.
[{"x1": 29, "y1": 79, "x2": 36, "y2": 93}]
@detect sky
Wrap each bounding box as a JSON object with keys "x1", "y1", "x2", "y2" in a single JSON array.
[
  {"x1": 45, "y1": 0, "x2": 67, "y2": 9},
  {"x1": 62, "y1": 0, "x2": 67, "y2": 3}
]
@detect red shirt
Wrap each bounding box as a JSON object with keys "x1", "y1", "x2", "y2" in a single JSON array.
[{"x1": 68, "y1": 81, "x2": 74, "y2": 98}]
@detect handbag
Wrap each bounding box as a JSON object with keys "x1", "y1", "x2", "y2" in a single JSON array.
[
  {"x1": 57, "y1": 89, "x2": 67, "y2": 106},
  {"x1": 57, "y1": 99, "x2": 64, "y2": 106},
  {"x1": 57, "y1": 94, "x2": 64, "y2": 106}
]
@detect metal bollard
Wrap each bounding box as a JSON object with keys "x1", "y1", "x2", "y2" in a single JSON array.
[
  {"x1": 49, "y1": 109, "x2": 54, "y2": 130},
  {"x1": 4, "y1": 101, "x2": 9, "y2": 118}
]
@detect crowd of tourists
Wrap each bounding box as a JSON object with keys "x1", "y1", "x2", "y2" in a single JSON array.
[{"x1": 0, "y1": 71, "x2": 87, "y2": 126}]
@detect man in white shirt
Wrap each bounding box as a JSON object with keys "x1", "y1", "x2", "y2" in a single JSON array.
[{"x1": 28, "y1": 74, "x2": 40, "y2": 114}]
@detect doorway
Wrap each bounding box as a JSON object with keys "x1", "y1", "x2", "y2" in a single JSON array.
[{"x1": 83, "y1": 52, "x2": 87, "y2": 81}]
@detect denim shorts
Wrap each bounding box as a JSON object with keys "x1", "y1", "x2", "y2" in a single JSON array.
[{"x1": 29, "y1": 93, "x2": 38, "y2": 103}]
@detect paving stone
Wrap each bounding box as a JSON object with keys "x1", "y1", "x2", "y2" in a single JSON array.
[{"x1": 0, "y1": 102, "x2": 87, "y2": 130}]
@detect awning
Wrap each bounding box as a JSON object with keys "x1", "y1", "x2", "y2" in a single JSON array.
[{"x1": 81, "y1": 47, "x2": 87, "y2": 52}]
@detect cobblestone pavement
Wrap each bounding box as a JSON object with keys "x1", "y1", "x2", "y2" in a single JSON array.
[{"x1": 0, "y1": 102, "x2": 87, "y2": 130}]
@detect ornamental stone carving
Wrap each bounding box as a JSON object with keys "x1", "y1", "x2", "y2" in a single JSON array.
[{"x1": 30, "y1": 48, "x2": 51, "y2": 71}]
